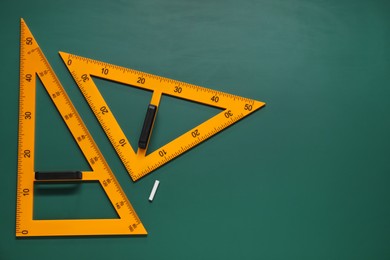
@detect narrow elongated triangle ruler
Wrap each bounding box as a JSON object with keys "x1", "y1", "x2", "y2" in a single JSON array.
[
  {"x1": 59, "y1": 52, "x2": 266, "y2": 181},
  {"x1": 17, "y1": 19, "x2": 146, "y2": 236}
]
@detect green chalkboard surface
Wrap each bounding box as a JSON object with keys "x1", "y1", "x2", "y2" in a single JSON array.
[{"x1": 1, "y1": 0, "x2": 389, "y2": 259}]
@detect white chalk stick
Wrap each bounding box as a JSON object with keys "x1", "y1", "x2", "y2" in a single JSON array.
[{"x1": 149, "y1": 180, "x2": 160, "y2": 202}]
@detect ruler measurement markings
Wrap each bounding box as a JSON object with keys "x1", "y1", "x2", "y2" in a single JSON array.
[
  {"x1": 70, "y1": 68, "x2": 139, "y2": 175},
  {"x1": 60, "y1": 46, "x2": 265, "y2": 181},
  {"x1": 16, "y1": 19, "x2": 146, "y2": 236}
]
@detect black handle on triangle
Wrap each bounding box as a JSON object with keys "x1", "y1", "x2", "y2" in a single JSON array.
[
  {"x1": 138, "y1": 104, "x2": 157, "y2": 149},
  {"x1": 35, "y1": 171, "x2": 82, "y2": 180}
]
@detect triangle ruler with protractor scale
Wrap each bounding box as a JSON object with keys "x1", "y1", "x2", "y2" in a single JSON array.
[
  {"x1": 17, "y1": 19, "x2": 147, "y2": 237},
  {"x1": 59, "y1": 52, "x2": 266, "y2": 181}
]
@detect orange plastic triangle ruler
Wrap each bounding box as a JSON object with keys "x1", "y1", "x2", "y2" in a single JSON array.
[
  {"x1": 17, "y1": 19, "x2": 147, "y2": 237},
  {"x1": 59, "y1": 52, "x2": 266, "y2": 181}
]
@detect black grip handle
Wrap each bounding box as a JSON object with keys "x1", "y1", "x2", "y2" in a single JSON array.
[
  {"x1": 35, "y1": 171, "x2": 82, "y2": 180},
  {"x1": 138, "y1": 104, "x2": 157, "y2": 149}
]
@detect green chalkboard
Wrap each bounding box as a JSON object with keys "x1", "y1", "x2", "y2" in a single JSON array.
[{"x1": 1, "y1": 0, "x2": 389, "y2": 259}]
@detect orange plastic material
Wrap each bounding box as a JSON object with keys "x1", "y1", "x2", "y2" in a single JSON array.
[
  {"x1": 60, "y1": 52, "x2": 265, "y2": 181},
  {"x1": 16, "y1": 19, "x2": 147, "y2": 237}
]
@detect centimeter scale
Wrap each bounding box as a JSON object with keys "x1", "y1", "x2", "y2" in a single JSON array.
[
  {"x1": 17, "y1": 19, "x2": 146, "y2": 236},
  {"x1": 17, "y1": 19, "x2": 265, "y2": 237},
  {"x1": 59, "y1": 53, "x2": 265, "y2": 181}
]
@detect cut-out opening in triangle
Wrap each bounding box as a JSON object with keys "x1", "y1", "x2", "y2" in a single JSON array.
[
  {"x1": 91, "y1": 76, "x2": 153, "y2": 153},
  {"x1": 33, "y1": 181, "x2": 119, "y2": 220},
  {"x1": 35, "y1": 76, "x2": 91, "y2": 172},
  {"x1": 147, "y1": 94, "x2": 223, "y2": 155}
]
